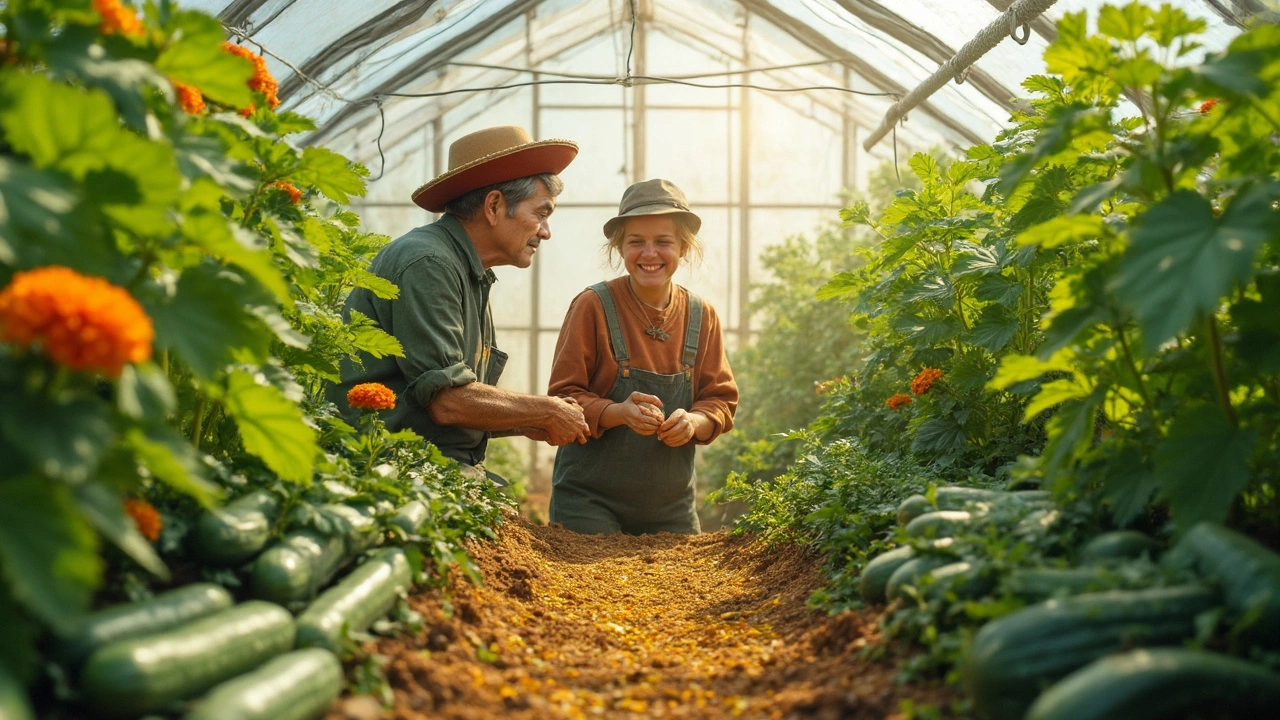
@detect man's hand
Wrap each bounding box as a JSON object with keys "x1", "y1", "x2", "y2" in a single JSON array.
[
  {"x1": 657, "y1": 408, "x2": 710, "y2": 447},
  {"x1": 542, "y1": 396, "x2": 590, "y2": 446}
]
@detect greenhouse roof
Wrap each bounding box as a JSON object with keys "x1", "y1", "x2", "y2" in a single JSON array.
[{"x1": 184, "y1": 0, "x2": 1263, "y2": 152}]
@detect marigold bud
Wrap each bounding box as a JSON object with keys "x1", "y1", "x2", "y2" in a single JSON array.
[
  {"x1": 347, "y1": 382, "x2": 396, "y2": 411},
  {"x1": 94, "y1": 0, "x2": 145, "y2": 38},
  {"x1": 0, "y1": 266, "x2": 154, "y2": 378},
  {"x1": 911, "y1": 367, "x2": 943, "y2": 396},
  {"x1": 124, "y1": 499, "x2": 162, "y2": 542},
  {"x1": 886, "y1": 393, "x2": 912, "y2": 410}
]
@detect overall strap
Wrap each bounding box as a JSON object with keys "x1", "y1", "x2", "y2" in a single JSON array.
[
  {"x1": 588, "y1": 282, "x2": 631, "y2": 375},
  {"x1": 681, "y1": 289, "x2": 704, "y2": 380}
]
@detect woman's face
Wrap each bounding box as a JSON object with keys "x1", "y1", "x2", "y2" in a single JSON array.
[{"x1": 621, "y1": 215, "x2": 683, "y2": 292}]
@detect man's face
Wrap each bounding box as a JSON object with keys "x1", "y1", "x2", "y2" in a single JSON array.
[{"x1": 495, "y1": 182, "x2": 556, "y2": 269}]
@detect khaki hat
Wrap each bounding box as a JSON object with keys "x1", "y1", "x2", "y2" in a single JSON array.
[
  {"x1": 411, "y1": 125, "x2": 578, "y2": 212},
  {"x1": 603, "y1": 179, "x2": 702, "y2": 238}
]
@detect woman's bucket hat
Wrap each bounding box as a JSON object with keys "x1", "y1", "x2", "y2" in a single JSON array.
[
  {"x1": 411, "y1": 125, "x2": 578, "y2": 212},
  {"x1": 603, "y1": 179, "x2": 702, "y2": 238}
]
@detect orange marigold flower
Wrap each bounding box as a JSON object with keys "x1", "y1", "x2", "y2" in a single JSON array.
[
  {"x1": 222, "y1": 42, "x2": 280, "y2": 110},
  {"x1": 94, "y1": 0, "x2": 145, "y2": 38},
  {"x1": 0, "y1": 267, "x2": 154, "y2": 377},
  {"x1": 886, "y1": 393, "x2": 912, "y2": 410},
  {"x1": 273, "y1": 181, "x2": 302, "y2": 205},
  {"x1": 911, "y1": 367, "x2": 944, "y2": 396},
  {"x1": 173, "y1": 80, "x2": 205, "y2": 114},
  {"x1": 124, "y1": 499, "x2": 162, "y2": 542},
  {"x1": 1198, "y1": 98, "x2": 1218, "y2": 114},
  {"x1": 347, "y1": 382, "x2": 396, "y2": 411}
]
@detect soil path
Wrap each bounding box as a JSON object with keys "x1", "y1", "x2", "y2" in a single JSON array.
[{"x1": 333, "y1": 515, "x2": 955, "y2": 720}]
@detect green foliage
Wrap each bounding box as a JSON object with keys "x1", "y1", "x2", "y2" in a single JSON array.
[{"x1": 0, "y1": 2, "x2": 502, "y2": 699}]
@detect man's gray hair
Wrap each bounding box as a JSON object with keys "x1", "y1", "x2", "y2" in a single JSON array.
[{"x1": 443, "y1": 173, "x2": 564, "y2": 219}]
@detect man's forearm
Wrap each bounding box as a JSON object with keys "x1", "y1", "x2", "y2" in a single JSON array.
[{"x1": 429, "y1": 382, "x2": 556, "y2": 431}]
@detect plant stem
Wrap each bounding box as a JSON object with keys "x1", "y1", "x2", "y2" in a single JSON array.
[
  {"x1": 1206, "y1": 316, "x2": 1237, "y2": 427},
  {"x1": 1116, "y1": 326, "x2": 1154, "y2": 415},
  {"x1": 191, "y1": 394, "x2": 209, "y2": 450}
]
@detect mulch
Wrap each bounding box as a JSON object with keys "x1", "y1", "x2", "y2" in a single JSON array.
[{"x1": 327, "y1": 513, "x2": 957, "y2": 720}]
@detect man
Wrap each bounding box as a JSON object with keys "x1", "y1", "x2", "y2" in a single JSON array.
[{"x1": 330, "y1": 125, "x2": 589, "y2": 481}]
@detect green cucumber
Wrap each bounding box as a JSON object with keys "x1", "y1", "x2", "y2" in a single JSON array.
[
  {"x1": 962, "y1": 585, "x2": 1217, "y2": 720},
  {"x1": 896, "y1": 495, "x2": 932, "y2": 526},
  {"x1": 81, "y1": 601, "x2": 295, "y2": 719},
  {"x1": 905, "y1": 510, "x2": 971, "y2": 539},
  {"x1": 0, "y1": 669, "x2": 33, "y2": 720},
  {"x1": 1002, "y1": 567, "x2": 1113, "y2": 599},
  {"x1": 898, "y1": 489, "x2": 1051, "y2": 526},
  {"x1": 60, "y1": 583, "x2": 234, "y2": 667},
  {"x1": 249, "y1": 529, "x2": 346, "y2": 607},
  {"x1": 859, "y1": 546, "x2": 916, "y2": 603},
  {"x1": 319, "y1": 503, "x2": 380, "y2": 557},
  {"x1": 1026, "y1": 648, "x2": 1280, "y2": 720},
  {"x1": 1178, "y1": 522, "x2": 1280, "y2": 646},
  {"x1": 389, "y1": 500, "x2": 428, "y2": 535},
  {"x1": 185, "y1": 648, "x2": 342, "y2": 720},
  {"x1": 922, "y1": 562, "x2": 994, "y2": 601},
  {"x1": 1078, "y1": 530, "x2": 1160, "y2": 564},
  {"x1": 296, "y1": 548, "x2": 413, "y2": 651},
  {"x1": 189, "y1": 490, "x2": 280, "y2": 566},
  {"x1": 886, "y1": 555, "x2": 954, "y2": 602}
]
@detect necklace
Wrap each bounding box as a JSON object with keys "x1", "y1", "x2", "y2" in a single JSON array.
[{"x1": 625, "y1": 279, "x2": 674, "y2": 341}]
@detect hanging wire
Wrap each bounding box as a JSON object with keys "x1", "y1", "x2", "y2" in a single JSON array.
[{"x1": 626, "y1": 0, "x2": 638, "y2": 79}]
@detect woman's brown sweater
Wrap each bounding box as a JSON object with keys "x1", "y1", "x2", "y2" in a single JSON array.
[{"x1": 547, "y1": 276, "x2": 738, "y2": 442}]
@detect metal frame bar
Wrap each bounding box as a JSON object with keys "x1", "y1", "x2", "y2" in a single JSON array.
[{"x1": 864, "y1": 0, "x2": 1059, "y2": 151}]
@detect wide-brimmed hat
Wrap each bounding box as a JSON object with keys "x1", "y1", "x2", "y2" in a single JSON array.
[
  {"x1": 411, "y1": 125, "x2": 578, "y2": 212},
  {"x1": 603, "y1": 179, "x2": 702, "y2": 238}
]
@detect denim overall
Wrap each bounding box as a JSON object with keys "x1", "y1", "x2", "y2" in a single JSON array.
[{"x1": 549, "y1": 282, "x2": 704, "y2": 535}]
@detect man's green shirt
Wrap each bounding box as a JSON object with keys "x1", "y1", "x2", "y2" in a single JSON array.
[{"x1": 328, "y1": 214, "x2": 507, "y2": 466}]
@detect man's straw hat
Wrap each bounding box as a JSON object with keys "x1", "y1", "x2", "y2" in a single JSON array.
[{"x1": 411, "y1": 125, "x2": 578, "y2": 212}]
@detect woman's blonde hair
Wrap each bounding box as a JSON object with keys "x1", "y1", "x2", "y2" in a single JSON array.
[{"x1": 604, "y1": 214, "x2": 704, "y2": 269}]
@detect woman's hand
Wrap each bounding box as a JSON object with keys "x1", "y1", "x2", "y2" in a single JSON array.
[
  {"x1": 657, "y1": 409, "x2": 710, "y2": 447},
  {"x1": 610, "y1": 391, "x2": 664, "y2": 435}
]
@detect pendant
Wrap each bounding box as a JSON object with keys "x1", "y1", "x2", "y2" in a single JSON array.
[{"x1": 645, "y1": 326, "x2": 670, "y2": 341}]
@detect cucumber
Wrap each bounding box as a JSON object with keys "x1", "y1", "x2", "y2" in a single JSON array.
[
  {"x1": 1078, "y1": 530, "x2": 1160, "y2": 564},
  {"x1": 389, "y1": 500, "x2": 428, "y2": 535},
  {"x1": 1002, "y1": 567, "x2": 1113, "y2": 599},
  {"x1": 962, "y1": 585, "x2": 1217, "y2": 720},
  {"x1": 922, "y1": 562, "x2": 994, "y2": 601},
  {"x1": 1026, "y1": 648, "x2": 1280, "y2": 720},
  {"x1": 60, "y1": 583, "x2": 234, "y2": 667},
  {"x1": 896, "y1": 495, "x2": 932, "y2": 526},
  {"x1": 185, "y1": 648, "x2": 342, "y2": 720},
  {"x1": 905, "y1": 510, "x2": 972, "y2": 539},
  {"x1": 318, "y1": 503, "x2": 381, "y2": 557},
  {"x1": 296, "y1": 548, "x2": 413, "y2": 651},
  {"x1": 1178, "y1": 522, "x2": 1280, "y2": 646},
  {"x1": 0, "y1": 669, "x2": 33, "y2": 720},
  {"x1": 80, "y1": 601, "x2": 295, "y2": 719},
  {"x1": 249, "y1": 529, "x2": 346, "y2": 607},
  {"x1": 886, "y1": 555, "x2": 955, "y2": 602},
  {"x1": 859, "y1": 546, "x2": 916, "y2": 603},
  {"x1": 189, "y1": 490, "x2": 280, "y2": 566}
]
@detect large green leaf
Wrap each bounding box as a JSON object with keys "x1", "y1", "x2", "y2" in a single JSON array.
[
  {"x1": 70, "y1": 483, "x2": 168, "y2": 579},
  {"x1": 1017, "y1": 215, "x2": 1107, "y2": 249},
  {"x1": 989, "y1": 350, "x2": 1075, "y2": 390},
  {"x1": 1096, "y1": 3, "x2": 1151, "y2": 42},
  {"x1": 0, "y1": 395, "x2": 114, "y2": 482},
  {"x1": 155, "y1": 11, "x2": 254, "y2": 107},
  {"x1": 116, "y1": 363, "x2": 176, "y2": 422},
  {"x1": 127, "y1": 427, "x2": 221, "y2": 507},
  {"x1": 294, "y1": 146, "x2": 366, "y2": 204},
  {"x1": 183, "y1": 211, "x2": 290, "y2": 303},
  {"x1": 911, "y1": 415, "x2": 968, "y2": 458},
  {"x1": 350, "y1": 267, "x2": 400, "y2": 300},
  {"x1": 969, "y1": 304, "x2": 1020, "y2": 353},
  {"x1": 348, "y1": 310, "x2": 404, "y2": 359},
  {"x1": 1023, "y1": 377, "x2": 1093, "y2": 421},
  {"x1": 1040, "y1": 392, "x2": 1103, "y2": 485},
  {"x1": 1154, "y1": 404, "x2": 1258, "y2": 528},
  {"x1": 0, "y1": 476, "x2": 100, "y2": 637},
  {"x1": 1101, "y1": 446, "x2": 1157, "y2": 527},
  {"x1": 0, "y1": 584, "x2": 41, "y2": 683},
  {"x1": 1114, "y1": 189, "x2": 1276, "y2": 352},
  {"x1": 147, "y1": 264, "x2": 270, "y2": 379},
  {"x1": 0, "y1": 156, "x2": 107, "y2": 272},
  {"x1": 45, "y1": 25, "x2": 167, "y2": 130},
  {"x1": 222, "y1": 370, "x2": 316, "y2": 484}
]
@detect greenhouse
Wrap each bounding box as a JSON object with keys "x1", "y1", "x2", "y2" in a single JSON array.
[{"x1": 1, "y1": 0, "x2": 1279, "y2": 718}]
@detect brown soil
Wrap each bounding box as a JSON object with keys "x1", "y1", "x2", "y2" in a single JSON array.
[{"x1": 330, "y1": 514, "x2": 957, "y2": 720}]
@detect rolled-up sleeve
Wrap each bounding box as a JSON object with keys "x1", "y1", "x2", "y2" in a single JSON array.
[
  {"x1": 548, "y1": 292, "x2": 615, "y2": 437},
  {"x1": 691, "y1": 303, "x2": 737, "y2": 444},
  {"x1": 393, "y1": 254, "x2": 478, "y2": 408}
]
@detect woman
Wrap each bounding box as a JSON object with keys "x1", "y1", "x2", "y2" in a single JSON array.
[{"x1": 547, "y1": 179, "x2": 738, "y2": 535}]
